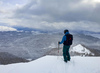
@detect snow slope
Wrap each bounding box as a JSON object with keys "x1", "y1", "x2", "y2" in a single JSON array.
[{"x1": 0, "y1": 56, "x2": 100, "y2": 73}]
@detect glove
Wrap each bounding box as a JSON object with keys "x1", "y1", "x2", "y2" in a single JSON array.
[{"x1": 58, "y1": 41, "x2": 60, "y2": 44}]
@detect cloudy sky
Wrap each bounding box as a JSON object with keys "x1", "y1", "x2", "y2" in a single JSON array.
[{"x1": 0, "y1": 0, "x2": 100, "y2": 32}]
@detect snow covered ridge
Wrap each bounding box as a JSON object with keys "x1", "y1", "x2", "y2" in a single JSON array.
[
  {"x1": 0, "y1": 26, "x2": 17, "y2": 31},
  {"x1": 0, "y1": 56, "x2": 100, "y2": 73},
  {"x1": 71, "y1": 44, "x2": 94, "y2": 56}
]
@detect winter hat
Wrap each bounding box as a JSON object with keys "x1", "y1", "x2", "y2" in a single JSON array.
[{"x1": 64, "y1": 29, "x2": 69, "y2": 34}]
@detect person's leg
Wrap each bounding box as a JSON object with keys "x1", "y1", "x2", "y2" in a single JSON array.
[
  {"x1": 63, "y1": 46, "x2": 67, "y2": 62},
  {"x1": 66, "y1": 46, "x2": 70, "y2": 61}
]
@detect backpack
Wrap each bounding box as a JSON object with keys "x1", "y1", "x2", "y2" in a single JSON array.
[{"x1": 63, "y1": 34, "x2": 73, "y2": 46}]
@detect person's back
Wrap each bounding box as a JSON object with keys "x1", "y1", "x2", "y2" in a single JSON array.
[
  {"x1": 59, "y1": 29, "x2": 73, "y2": 62},
  {"x1": 63, "y1": 34, "x2": 73, "y2": 46}
]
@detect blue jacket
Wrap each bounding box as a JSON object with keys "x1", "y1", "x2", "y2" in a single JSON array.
[{"x1": 59, "y1": 32, "x2": 69, "y2": 44}]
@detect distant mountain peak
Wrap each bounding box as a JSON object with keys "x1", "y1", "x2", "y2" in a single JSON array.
[
  {"x1": 71, "y1": 44, "x2": 94, "y2": 56},
  {"x1": 0, "y1": 26, "x2": 17, "y2": 31}
]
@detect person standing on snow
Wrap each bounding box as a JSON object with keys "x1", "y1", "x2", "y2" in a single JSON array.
[{"x1": 58, "y1": 29, "x2": 73, "y2": 62}]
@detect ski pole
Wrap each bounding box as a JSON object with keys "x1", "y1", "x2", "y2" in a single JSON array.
[
  {"x1": 57, "y1": 41, "x2": 60, "y2": 59},
  {"x1": 58, "y1": 43, "x2": 59, "y2": 53},
  {"x1": 58, "y1": 41, "x2": 60, "y2": 53}
]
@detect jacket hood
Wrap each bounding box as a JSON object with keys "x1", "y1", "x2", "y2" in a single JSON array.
[{"x1": 65, "y1": 32, "x2": 69, "y2": 35}]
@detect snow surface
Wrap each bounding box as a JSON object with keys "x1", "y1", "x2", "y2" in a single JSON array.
[
  {"x1": 71, "y1": 44, "x2": 94, "y2": 55},
  {"x1": 0, "y1": 56, "x2": 100, "y2": 73}
]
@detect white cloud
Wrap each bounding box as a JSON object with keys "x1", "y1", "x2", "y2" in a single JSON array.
[
  {"x1": 0, "y1": 0, "x2": 100, "y2": 32},
  {"x1": 92, "y1": 0, "x2": 100, "y2": 3},
  {"x1": 12, "y1": 0, "x2": 100, "y2": 32},
  {"x1": 0, "y1": 0, "x2": 28, "y2": 26}
]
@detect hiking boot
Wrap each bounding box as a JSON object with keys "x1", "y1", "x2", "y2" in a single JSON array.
[
  {"x1": 64, "y1": 60, "x2": 67, "y2": 63},
  {"x1": 67, "y1": 59, "x2": 70, "y2": 61}
]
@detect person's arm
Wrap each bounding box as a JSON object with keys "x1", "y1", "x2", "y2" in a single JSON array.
[{"x1": 59, "y1": 35, "x2": 66, "y2": 44}]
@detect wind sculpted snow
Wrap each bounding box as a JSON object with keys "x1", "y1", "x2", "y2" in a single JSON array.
[{"x1": 0, "y1": 56, "x2": 100, "y2": 73}]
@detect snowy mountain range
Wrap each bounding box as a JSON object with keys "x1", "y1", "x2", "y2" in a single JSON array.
[
  {"x1": 1, "y1": 26, "x2": 100, "y2": 38},
  {"x1": 0, "y1": 31, "x2": 100, "y2": 65},
  {"x1": 0, "y1": 26, "x2": 17, "y2": 31}
]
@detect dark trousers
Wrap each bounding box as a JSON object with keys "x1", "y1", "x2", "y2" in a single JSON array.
[{"x1": 63, "y1": 45, "x2": 70, "y2": 61}]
